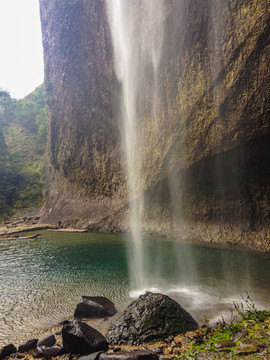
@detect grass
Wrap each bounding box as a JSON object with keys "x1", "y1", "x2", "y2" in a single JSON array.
[{"x1": 177, "y1": 293, "x2": 270, "y2": 359}]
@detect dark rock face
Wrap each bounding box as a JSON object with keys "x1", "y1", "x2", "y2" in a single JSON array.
[
  {"x1": 39, "y1": 0, "x2": 270, "y2": 251},
  {"x1": 39, "y1": 0, "x2": 124, "y2": 229},
  {"x1": 34, "y1": 345, "x2": 63, "y2": 359},
  {"x1": 37, "y1": 334, "x2": 56, "y2": 348},
  {"x1": 0, "y1": 344, "x2": 17, "y2": 360},
  {"x1": 78, "y1": 351, "x2": 105, "y2": 360},
  {"x1": 106, "y1": 292, "x2": 198, "y2": 345},
  {"x1": 18, "y1": 338, "x2": 38, "y2": 353},
  {"x1": 99, "y1": 351, "x2": 158, "y2": 360},
  {"x1": 74, "y1": 296, "x2": 117, "y2": 318},
  {"x1": 62, "y1": 320, "x2": 109, "y2": 355}
]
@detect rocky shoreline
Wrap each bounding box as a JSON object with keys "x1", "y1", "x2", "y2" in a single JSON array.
[{"x1": 1, "y1": 293, "x2": 270, "y2": 360}]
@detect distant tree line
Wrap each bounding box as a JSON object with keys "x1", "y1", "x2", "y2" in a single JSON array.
[
  {"x1": 0, "y1": 85, "x2": 47, "y2": 221},
  {"x1": 0, "y1": 85, "x2": 47, "y2": 138}
]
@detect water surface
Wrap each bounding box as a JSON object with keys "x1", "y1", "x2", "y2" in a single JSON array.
[{"x1": 0, "y1": 231, "x2": 269, "y2": 346}]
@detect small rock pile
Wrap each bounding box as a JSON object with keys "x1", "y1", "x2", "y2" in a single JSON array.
[
  {"x1": 1, "y1": 294, "x2": 269, "y2": 360},
  {"x1": 0, "y1": 293, "x2": 198, "y2": 360}
]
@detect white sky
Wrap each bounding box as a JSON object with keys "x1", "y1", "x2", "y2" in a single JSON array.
[{"x1": 0, "y1": 0, "x2": 44, "y2": 99}]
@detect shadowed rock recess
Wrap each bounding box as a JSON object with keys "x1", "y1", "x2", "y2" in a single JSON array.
[{"x1": 39, "y1": 0, "x2": 270, "y2": 251}]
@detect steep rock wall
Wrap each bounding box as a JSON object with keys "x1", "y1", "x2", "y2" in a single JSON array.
[
  {"x1": 39, "y1": 0, "x2": 124, "y2": 227},
  {"x1": 39, "y1": 0, "x2": 270, "y2": 250}
]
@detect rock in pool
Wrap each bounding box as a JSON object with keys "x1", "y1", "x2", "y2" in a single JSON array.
[
  {"x1": 0, "y1": 344, "x2": 17, "y2": 360},
  {"x1": 74, "y1": 296, "x2": 117, "y2": 318},
  {"x1": 18, "y1": 338, "x2": 38, "y2": 352},
  {"x1": 106, "y1": 292, "x2": 198, "y2": 345}
]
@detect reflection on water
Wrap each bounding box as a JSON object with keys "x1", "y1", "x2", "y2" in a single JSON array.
[{"x1": 0, "y1": 231, "x2": 269, "y2": 346}]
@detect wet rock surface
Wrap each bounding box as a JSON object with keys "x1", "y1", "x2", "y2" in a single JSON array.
[
  {"x1": 18, "y1": 339, "x2": 38, "y2": 353},
  {"x1": 74, "y1": 296, "x2": 117, "y2": 319},
  {"x1": 106, "y1": 292, "x2": 198, "y2": 345},
  {"x1": 62, "y1": 320, "x2": 109, "y2": 355},
  {"x1": 0, "y1": 344, "x2": 17, "y2": 360},
  {"x1": 78, "y1": 351, "x2": 105, "y2": 360},
  {"x1": 37, "y1": 334, "x2": 56, "y2": 348},
  {"x1": 99, "y1": 350, "x2": 158, "y2": 360},
  {"x1": 34, "y1": 345, "x2": 63, "y2": 358}
]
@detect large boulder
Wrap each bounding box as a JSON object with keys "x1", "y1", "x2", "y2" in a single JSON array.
[
  {"x1": 74, "y1": 296, "x2": 117, "y2": 318},
  {"x1": 106, "y1": 292, "x2": 198, "y2": 345},
  {"x1": 62, "y1": 320, "x2": 109, "y2": 355}
]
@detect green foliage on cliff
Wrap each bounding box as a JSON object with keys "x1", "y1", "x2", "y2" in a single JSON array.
[{"x1": 0, "y1": 85, "x2": 47, "y2": 221}]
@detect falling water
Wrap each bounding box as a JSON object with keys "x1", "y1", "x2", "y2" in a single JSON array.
[{"x1": 106, "y1": 0, "x2": 164, "y2": 291}]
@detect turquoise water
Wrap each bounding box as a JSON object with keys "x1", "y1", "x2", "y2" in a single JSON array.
[{"x1": 0, "y1": 231, "x2": 270, "y2": 346}]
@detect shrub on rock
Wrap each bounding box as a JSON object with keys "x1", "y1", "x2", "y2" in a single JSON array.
[{"x1": 106, "y1": 292, "x2": 198, "y2": 345}]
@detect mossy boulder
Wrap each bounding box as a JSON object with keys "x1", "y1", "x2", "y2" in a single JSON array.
[{"x1": 106, "y1": 292, "x2": 198, "y2": 345}]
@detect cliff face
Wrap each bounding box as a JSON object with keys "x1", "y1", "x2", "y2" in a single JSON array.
[
  {"x1": 39, "y1": 0, "x2": 270, "y2": 250},
  {"x1": 39, "y1": 0, "x2": 124, "y2": 227}
]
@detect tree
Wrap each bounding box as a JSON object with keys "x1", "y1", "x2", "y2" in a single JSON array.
[{"x1": 0, "y1": 91, "x2": 16, "y2": 125}]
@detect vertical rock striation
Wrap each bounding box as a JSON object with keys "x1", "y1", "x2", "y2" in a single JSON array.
[
  {"x1": 39, "y1": 0, "x2": 270, "y2": 251},
  {"x1": 39, "y1": 0, "x2": 124, "y2": 228}
]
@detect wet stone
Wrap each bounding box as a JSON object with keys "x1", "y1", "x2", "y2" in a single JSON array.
[
  {"x1": 151, "y1": 347, "x2": 163, "y2": 354},
  {"x1": 241, "y1": 338, "x2": 266, "y2": 348},
  {"x1": 37, "y1": 334, "x2": 56, "y2": 348},
  {"x1": 78, "y1": 351, "x2": 105, "y2": 360},
  {"x1": 62, "y1": 320, "x2": 108, "y2": 355},
  {"x1": 254, "y1": 330, "x2": 270, "y2": 339},
  {"x1": 214, "y1": 341, "x2": 236, "y2": 349},
  {"x1": 234, "y1": 345, "x2": 258, "y2": 355},
  {"x1": 99, "y1": 350, "x2": 159, "y2": 360},
  {"x1": 18, "y1": 338, "x2": 38, "y2": 353},
  {"x1": 214, "y1": 354, "x2": 232, "y2": 360},
  {"x1": 0, "y1": 344, "x2": 17, "y2": 360},
  {"x1": 74, "y1": 296, "x2": 117, "y2": 319},
  {"x1": 195, "y1": 352, "x2": 215, "y2": 360}
]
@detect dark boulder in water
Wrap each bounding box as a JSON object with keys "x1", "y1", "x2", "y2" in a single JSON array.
[
  {"x1": 37, "y1": 334, "x2": 56, "y2": 348},
  {"x1": 0, "y1": 344, "x2": 17, "y2": 360},
  {"x1": 74, "y1": 296, "x2": 117, "y2": 318},
  {"x1": 62, "y1": 320, "x2": 109, "y2": 355},
  {"x1": 106, "y1": 292, "x2": 198, "y2": 345},
  {"x1": 18, "y1": 338, "x2": 38, "y2": 352}
]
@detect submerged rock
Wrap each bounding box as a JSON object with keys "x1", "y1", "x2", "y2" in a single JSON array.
[
  {"x1": 106, "y1": 292, "x2": 198, "y2": 345},
  {"x1": 74, "y1": 296, "x2": 117, "y2": 318},
  {"x1": 62, "y1": 320, "x2": 108, "y2": 355}
]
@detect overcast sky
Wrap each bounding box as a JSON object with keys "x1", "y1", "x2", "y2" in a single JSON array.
[{"x1": 0, "y1": 0, "x2": 44, "y2": 99}]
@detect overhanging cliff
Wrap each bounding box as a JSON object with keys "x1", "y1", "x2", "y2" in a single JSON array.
[{"x1": 39, "y1": 0, "x2": 270, "y2": 251}]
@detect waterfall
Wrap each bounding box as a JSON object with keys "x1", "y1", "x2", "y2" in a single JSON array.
[{"x1": 106, "y1": 0, "x2": 164, "y2": 292}]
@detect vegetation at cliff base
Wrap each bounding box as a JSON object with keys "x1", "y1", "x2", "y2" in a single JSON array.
[
  {"x1": 0, "y1": 85, "x2": 47, "y2": 221},
  {"x1": 178, "y1": 295, "x2": 270, "y2": 359}
]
